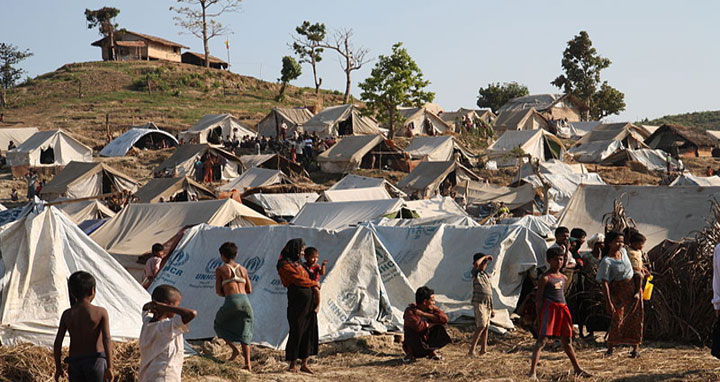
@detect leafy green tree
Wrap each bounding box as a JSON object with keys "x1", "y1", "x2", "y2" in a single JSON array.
[
  {"x1": 358, "y1": 42, "x2": 434, "y2": 138},
  {"x1": 171, "y1": 0, "x2": 241, "y2": 68},
  {"x1": 85, "y1": 7, "x2": 121, "y2": 60},
  {"x1": 476, "y1": 82, "x2": 529, "y2": 113},
  {"x1": 277, "y1": 56, "x2": 301, "y2": 100},
  {"x1": 292, "y1": 21, "x2": 326, "y2": 94},
  {"x1": 551, "y1": 31, "x2": 625, "y2": 120},
  {"x1": 0, "y1": 43, "x2": 33, "y2": 90}
]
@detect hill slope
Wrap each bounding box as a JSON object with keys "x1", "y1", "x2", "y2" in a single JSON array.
[
  {"x1": 0, "y1": 60, "x2": 348, "y2": 148},
  {"x1": 641, "y1": 110, "x2": 720, "y2": 131}
]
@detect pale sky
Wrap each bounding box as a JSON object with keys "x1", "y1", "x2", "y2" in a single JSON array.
[{"x1": 2, "y1": 0, "x2": 719, "y2": 122}]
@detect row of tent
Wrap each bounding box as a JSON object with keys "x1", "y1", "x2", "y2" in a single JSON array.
[{"x1": 6, "y1": 181, "x2": 720, "y2": 348}]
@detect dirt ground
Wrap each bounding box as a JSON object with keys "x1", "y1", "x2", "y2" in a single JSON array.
[{"x1": 6, "y1": 326, "x2": 719, "y2": 382}]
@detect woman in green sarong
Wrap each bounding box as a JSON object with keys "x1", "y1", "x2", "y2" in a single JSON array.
[{"x1": 214, "y1": 242, "x2": 254, "y2": 370}]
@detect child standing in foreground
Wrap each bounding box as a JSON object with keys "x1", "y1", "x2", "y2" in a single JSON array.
[
  {"x1": 304, "y1": 247, "x2": 328, "y2": 313},
  {"x1": 53, "y1": 271, "x2": 113, "y2": 382},
  {"x1": 529, "y1": 247, "x2": 591, "y2": 380},
  {"x1": 468, "y1": 253, "x2": 493, "y2": 356},
  {"x1": 139, "y1": 285, "x2": 197, "y2": 382}
]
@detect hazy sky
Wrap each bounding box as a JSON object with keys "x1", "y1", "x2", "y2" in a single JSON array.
[{"x1": 2, "y1": 1, "x2": 719, "y2": 121}]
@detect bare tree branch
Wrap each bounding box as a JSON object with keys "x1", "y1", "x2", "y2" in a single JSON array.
[{"x1": 319, "y1": 28, "x2": 370, "y2": 103}]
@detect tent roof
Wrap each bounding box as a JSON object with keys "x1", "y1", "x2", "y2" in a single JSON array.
[
  {"x1": 645, "y1": 124, "x2": 717, "y2": 148},
  {"x1": 90, "y1": 199, "x2": 275, "y2": 256},
  {"x1": 402, "y1": 197, "x2": 469, "y2": 218},
  {"x1": 302, "y1": 104, "x2": 380, "y2": 136},
  {"x1": 100, "y1": 127, "x2": 177, "y2": 157},
  {"x1": 707, "y1": 130, "x2": 720, "y2": 140},
  {"x1": 318, "y1": 187, "x2": 391, "y2": 202},
  {"x1": 568, "y1": 121, "x2": 602, "y2": 137},
  {"x1": 217, "y1": 167, "x2": 289, "y2": 192},
  {"x1": 600, "y1": 148, "x2": 674, "y2": 172},
  {"x1": 11, "y1": 129, "x2": 92, "y2": 154},
  {"x1": 291, "y1": 199, "x2": 404, "y2": 230},
  {"x1": 154, "y1": 144, "x2": 241, "y2": 174},
  {"x1": 558, "y1": 184, "x2": 720, "y2": 250},
  {"x1": 498, "y1": 93, "x2": 565, "y2": 113},
  {"x1": 238, "y1": 153, "x2": 307, "y2": 176},
  {"x1": 91, "y1": 30, "x2": 189, "y2": 49},
  {"x1": 575, "y1": 122, "x2": 647, "y2": 146},
  {"x1": 133, "y1": 176, "x2": 216, "y2": 203},
  {"x1": 272, "y1": 107, "x2": 314, "y2": 125},
  {"x1": 0, "y1": 206, "x2": 149, "y2": 345},
  {"x1": 54, "y1": 200, "x2": 116, "y2": 224},
  {"x1": 405, "y1": 136, "x2": 454, "y2": 160},
  {"x1": 184, "y1": 114, "x2": 254, "y2": 135},
  {"x1": 669, "y1": 173, "x2": 720, "y2": 187},
  {"x1": 40, "y1": 161, "x2": 138, "y2": 196},
  {"x1": 397, "y1": 161, "x2": 480, "y2": 193},
  {"x1": 0, "y1": 127, "x2": 39, "y2": 153},
  {"x1": 318, "y1": 134, "x2": 385, "y2": 162},
  {"x1": 181, "y1": 51, "x2": 227, "y2": 64},
  {"x1": 243, "y1": 192, "x2": 318, "y2": 218},
  {"x1": 494, "y1": 108, "x2": 547, "y2": 129},
  {"x1": 329, "y1": 174, "x2": 406, "y2": 197},
  {"x1": 457, "y1": 181, "x2": 536, "y2": 210}
]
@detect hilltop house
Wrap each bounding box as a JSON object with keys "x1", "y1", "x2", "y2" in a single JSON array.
[
  {"x1": 91, "y1": 30, "x2": 188, "y2": 62},
  {"x1": 644, "y1": 124, "x2": 718, "y2": 158},
  {"x1": 181, "y1": 52, "x2": 229, "y2": 69}
]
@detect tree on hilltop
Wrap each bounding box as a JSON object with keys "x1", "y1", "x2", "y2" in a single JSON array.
[
  {"x1": 292, "y1": 21, "x2": 326, "y2": 94},
  {"x1": 85, "y1": 7, "x2": 121, "y2": 61},
  {"x1": 551, "y1": 31, "x2": 625, "y2": 120},
  {"x1": 171, "y1": 0, "x2": 241, "y2": 68},
  {"x1": 359, "y1": 42, "x2": 434, "y2": 138},
  {"x1": 277, "y1": 56, "x2": 301, "y2": 100},
  {"x1": 476, "y1": 82, "x2": 529, "y2": 114},
  {"x1": 320, "y1": 29, "x2": 370, "y2": 104}
]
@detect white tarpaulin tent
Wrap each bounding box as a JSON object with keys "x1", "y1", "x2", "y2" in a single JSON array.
[
  {"x1": 257, "y1": 107, "x2": 314, "y2": 138},
  {"x1": 405, "y1": 136, "x2": 454, "y2": 161},
  {"x1": 317, "y1": 187, "x2": 391, "y2": 202},
  {"x1": 329, "y1": 174, "x2": 406, "y2": 197},
  {"x1": 40, "y1": 161, "x2": 139, "y2": 201},
  {"x1": 499, "y1": 215, "x2": 558, "y2": 240},
  {"x1": 178, "y1": 114, "x2": 255, "y2": 144},
  {"x1": 456, "y1": 181, "x2": 536, "y2": 210},
  {"x1": 395, "y1": 107, "x2": 452, "y2": 137},
  {"x1": 302, "y1": 104, "x2": 381, "y2": 137},
  {"x1": 292, "y1": 199, "x2": 404, "y2": 230},
  {"x1": 403, "y1": 197, "x2": 469, "y2": 218},
  {"x1": 558, "y1": 185, "x2": 720, "y2": 250},
  {"x1": 133, "y1": 176, "x2": 216, "y2": 203},
  {"x1": 150, "y1": 224, "x2": 414, "y2": 347},
  {"x1": 0, "y1": 127, "x2": 39, "y2": 154},
  {"x1": 317, "y1": 135, "x2": 386, "y2": 174},
  {"x1": 669, "y1": 173, "x2": 720, "y2": 187},
  {"x1": 100, "y1": 125, "x2": 178, "y2": 157},
  {"x1": 0, "y1": 206, "x2": 150, "y2": 346},
  {"x1": 242, "y1": 193, "x2": 319, "y2": 218},
  {"x1": 91, "y1": 199, "x2": 276, "y2": 256},
  {"x1": 514, "y1": 159, "x2": 587, "y2": 182},
  {"x1": 522, "y1": 173, "x2": 605, "y2": 212},
  {"x1": 569, "y1": 140, "x2": 624, "y2": 163},
  {"x1": 374, "y1": 215, "x2": 479, "y2": 227},
  {"x1": 154, "y1": 144, "x2": 242, "y2": 181},
  {"x1": 7, "y1": 130, "x2": 93, "y2": 167},
  {"x1": 54, "y1": 200, "x2": 116, "y2": 224},
  {"x1": 487, "y1": 129, "x2": 566, "y2": 168},
  {"x1": 601, "y1": 148, "x2": 676, "y2": 172},
  {"x1": 217, "y1": 167, "x2": 289, "y2": 192},
  {"x1": 397, "y1": 161, "x2": 480, "y2": 199},
  {"x1": 369, "y1": 224, "x2": 548, "y2": 327}
]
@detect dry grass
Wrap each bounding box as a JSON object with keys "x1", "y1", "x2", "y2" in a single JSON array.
[{"x1": 4, "y1": 327, "x2": 720, "y2": 382}]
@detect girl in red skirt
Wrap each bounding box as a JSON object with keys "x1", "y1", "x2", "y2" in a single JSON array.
[{"x1": 529, "y1": 246, "x2": 591, "y2": 380}]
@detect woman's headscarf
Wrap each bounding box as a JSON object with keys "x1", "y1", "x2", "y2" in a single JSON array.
[{"x1": 278, "y1": 238, "x2": 305, "y2": 268}]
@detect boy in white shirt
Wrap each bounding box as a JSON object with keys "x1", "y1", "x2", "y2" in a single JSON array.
[{"x1": 139, "y1": 285, "x2": 197, "y2": 382}]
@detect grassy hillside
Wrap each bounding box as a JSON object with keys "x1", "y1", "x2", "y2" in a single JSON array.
[
  {"x1": 0, "y1": 60, "x2": 348, "y2": 148},
  {"x1": 641, "y1": 110, "x2": 720, "y2": 131}
]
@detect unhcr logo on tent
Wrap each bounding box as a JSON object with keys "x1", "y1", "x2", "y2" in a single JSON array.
[
  {"x1": 463, "y1": 269, "x2": 473, "y2": 282},
  {"x1": 205, "y1": 258, "x2": 225, "y2": 273},
  {"x1": 170, "y1": 251, "x2": 189, "y2": 267},
  {"x1": 243, "y1": 256, "x2": 264, "y2": 282},
  {"x1": 482, "y1": 231, "x2": 503, "y2": 250}
]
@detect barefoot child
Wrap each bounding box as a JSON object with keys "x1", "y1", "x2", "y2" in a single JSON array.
[
  {"x1": 529, "y1": 247, "x2": 591, "y2": 380},
  {"x1": 304, "y1": 247, "x2": 327, "y2": 313},
  {"x1": 468, "y1": 253, "x2": 493, "y2": 356},
  {"x1": 139, "y1": 285, "x2": 197, "y2": 382},
  {"x1": 53, "y1": 271, "x2": 113, "y2": 382}
]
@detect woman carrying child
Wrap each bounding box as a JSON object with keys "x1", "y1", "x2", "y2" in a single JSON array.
[
  {"x1": 277, "y1": 238, "x2": 320, "y2": 373},
  {"x1": 214, "y1": 242, "x2": 254, "y2": 370},
  {"x1": 597, "y1": 231, "x2": 643, "y2": 358},
  {"x1": 529, "y1": 247, "x2": 591, "y2": 380}
]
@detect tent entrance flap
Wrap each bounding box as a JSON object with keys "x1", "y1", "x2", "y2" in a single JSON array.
[
  {"x1": 40, "y1": 147, "x2": 55, "y2": 164},
  {"x1": 543, "y1": 136, "x2": 562, "y2": 159},
  {"x1": 339, "y1": 117, "x2": 353, "y2": 136},
  {"x1": 207, "y1": 126, "x2": 223, "y2": 144}
]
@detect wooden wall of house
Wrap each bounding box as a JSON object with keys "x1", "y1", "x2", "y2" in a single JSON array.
[
  {"x1": 147, "y1": 43, "x2": 181, "y2": 62},
  {"x1": 547, "y1": 106, "x2": 581, "y2": 122}
]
